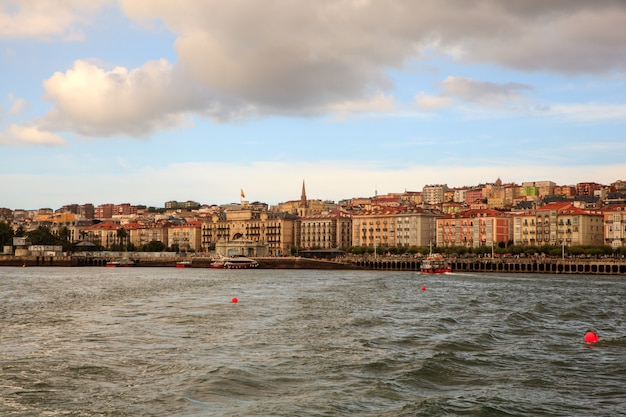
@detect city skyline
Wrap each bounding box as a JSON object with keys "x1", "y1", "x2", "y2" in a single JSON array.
[
  {"x1": 3, "y1": 177, "x2": 622, "y2": 212},
  {"x1": 2, "y1": 2, "x2": 625, "y2": 209}
]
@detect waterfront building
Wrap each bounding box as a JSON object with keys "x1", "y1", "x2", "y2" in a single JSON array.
[
  {"x1": 128, "y1": 220, "x2": 171, "y2": 249},
  {"x1": 513, "y1": 201, "x2": 604, "y2": 246},
  {"x1": 603, "y1": 205, "x2": 626, "y2": 248},
  {"x1": 201, "y1": 203, "x2": 297, "y2": 256},
  {"x1": 352, "y1": 206, "x2": 441, "y2": 249},
  {"x1": 168, "y1": 220, "x2": 202, "y2": 252},
  {"x1": 297, "y1": 210, "x2": 352, "y2": 250},
  {"x1": 437, "y1": 209, "x2": 513, "y2": 248},
  {"x1": 83, "y1": 221, "x2": 122, "y2": 248}
]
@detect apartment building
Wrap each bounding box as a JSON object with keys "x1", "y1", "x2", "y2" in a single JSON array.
[
  {"x1": 437, "y1": 209, "x2": 513, "y2": 248},
  {"x1": 604, "y1": 205, "x2": 626, "y2": 248},
  {"x1": 83, "y1": 221, "x2": 122, "y2": 248},
  {"x1": 352, "y1": 206, "x2": 441, "y2": 249},
  {"x1": 168, "y1": 220, "x2": 202, "y2": 252},
  {"x1": 422, "y1": 184, "x2": 448, "y2": 205},
  {"x1": 298, "y1": 210, "x2": 352, "y2": 249},
  {"x1": 576, "y1": 182, "x2": 603, "y2": 196},
  {"x1": 513, "y1": 202, "x2": 604, "y2": 246},
  {"x1": 128, "y1": 220, "x2": 171, "y2": 249},
  {"x1": 464, "y1": 187, "x2": 484, "y2": 206}
]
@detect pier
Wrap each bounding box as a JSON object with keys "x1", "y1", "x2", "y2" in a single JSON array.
[{"x1": 351, "y1": 256, "x2": 626, "y2": 275}]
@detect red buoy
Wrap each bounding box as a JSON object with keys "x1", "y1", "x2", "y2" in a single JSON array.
[
  {"x1": 421, "y1": 285, "x2": 427, "y2": 291},
  {"x1": 231, "y1": 297, "x2": 238, "y2": 304},
  {"x1": 584, "y1": 331, "x2": 598, "y2": 343}
]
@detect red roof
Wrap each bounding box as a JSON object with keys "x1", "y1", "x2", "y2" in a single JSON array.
[{"x1": 84, "y1": 221, "x2": 120, "y2": 231}]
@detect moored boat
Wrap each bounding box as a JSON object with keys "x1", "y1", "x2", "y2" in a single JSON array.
[
  {"x1": 420, "y1": 253, "x2": 452, "y2": 274},
  {"x1": 176, "y1": 260, "x2": 192, "y2": 268},
  {"x1": 106, "y1": 259, "x2": 135, "y2": 267},
  {"x1": 210, "y1": 255, "x2": 259, "y2": 269}
]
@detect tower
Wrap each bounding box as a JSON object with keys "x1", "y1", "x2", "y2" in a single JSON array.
[{"x1": 298, "y1": 180, "x2": 309, "y2": 217}]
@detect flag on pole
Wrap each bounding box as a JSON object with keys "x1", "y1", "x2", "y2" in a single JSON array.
[{"x1": 240, "y1": 189, "x2": 245, "y2": 199}]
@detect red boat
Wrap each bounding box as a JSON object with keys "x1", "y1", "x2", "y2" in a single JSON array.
[
  {"x1": 106, "y1": 259, "x2": 135, "y2": 267},
  {"x1": 420, "y1": 254, "x2": 452, "y2": 274}
]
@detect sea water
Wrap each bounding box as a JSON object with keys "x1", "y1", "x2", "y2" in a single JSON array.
[{"x1": 1, "y1": 267, "x2": 625, "y2": 416}]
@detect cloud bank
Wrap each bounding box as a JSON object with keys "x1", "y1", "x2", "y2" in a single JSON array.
[{"x1": 2, "y1": 0, "x2": 623, "y2": 141}]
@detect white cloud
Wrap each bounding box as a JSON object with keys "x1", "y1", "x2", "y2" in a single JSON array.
[
  {"x1": 548, "y1": 103, "x2": 626, "y2": 122},
  {"x1": 441, "y1": 76, "x2": 532, "y2": 107},
  {"x1": 329, "y1": 93, "x2": 395, "y2": 119},
  {"x1": 39, "y1": 59, "x2": 200, "y2": 137},
  {"x1": 8, "y1": 96, "x2": 29, "y2": 116},
  {"x1": 10, "y1": 1, "x2": 626, "y2": 141},
  {"x1": 0, "y1": 1, "x2": 108, "y2": 41},
  {"x1": 0, "y1": 124, "x2": 66, "y2": 146},
  {"x1": 414, "y1": 92, "x2": 454, "y2": 110}
]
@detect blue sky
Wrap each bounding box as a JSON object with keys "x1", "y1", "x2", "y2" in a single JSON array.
[{"x1": 1, "y1": 1, "x2": 625, "y2": 209}]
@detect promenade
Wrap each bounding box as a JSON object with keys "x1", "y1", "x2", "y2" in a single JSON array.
[{"x1": 2, "y1": 253, "x2": 625, "y2": 275}]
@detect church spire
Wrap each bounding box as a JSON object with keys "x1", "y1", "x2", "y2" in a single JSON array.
[{"x1": 300, "y1": 180, "x2": 308, "y2": 208}]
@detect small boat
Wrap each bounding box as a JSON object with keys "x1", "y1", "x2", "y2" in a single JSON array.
[
  {"x1": 176, "y1": 260, "x2": 192, "y2": 268},
  {"x1": 420, "y1": 253, "x2": 452, "y2": 274},
  {"x1": 210, "y1": 255, "x2": 259, "y2": 269},
  {"x1": 106, "y1": 259, "x2": 135, "y2": 267}
]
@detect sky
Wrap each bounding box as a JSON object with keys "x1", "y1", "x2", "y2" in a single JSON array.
[{"x1": 1, "y1": 0, "x2": 625, "y2": 210}]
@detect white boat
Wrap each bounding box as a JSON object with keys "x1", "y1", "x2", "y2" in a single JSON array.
[
  {"x1": 106, "y1": 259, "x2": 135, "y2": 267},
  {"x1": 210, "y1": 255, "x2": 259, "y2": 269},
  {"x1": 420, "y1": 253, "x2": 452, "y2": 274}
]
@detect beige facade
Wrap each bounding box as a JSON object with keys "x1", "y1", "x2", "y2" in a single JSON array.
[
  {"x1": 604, "y1": 205, "x2": 626, "y2": 248},
  {"x1": 298, "y1": 211, "x2": 352, "y2": 249},
  {"x1": 513, "y1": 202, "x2": 604, "y2": 246},
  {"x1": 168, "y1": 221, "x2": 202, "y2": 252},
  {"x1": 437, "y1": 209, "x2": 514, "y2": 248},
  {"x1": 129, "y1": 222, "x2": 170, "y2": 249},
  {"x1": 201, "y1": 204, "x2": 297, "y2": 256},
  {"x1": 422, "y1": 184, "x2": 448, "y2": 205},
  {"x1": 352, "y1": 207, "x2": 441, "y2": 248},
  {"x1": 83, "y1": 221, "x2": 122, "y2": 248}
]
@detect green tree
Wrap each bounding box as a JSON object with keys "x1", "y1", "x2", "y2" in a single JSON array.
[
  {"x1": 144, "y1": 240, "x2": 166, "y2": 252},
  {"x1": 56, "y1": 226, "x2": 71, "y2": 243},
  {"x1": 116, "y1": 228, "x2": 128, "y2": 250},
  {"x1": 14, "y1": 225, "x2": 26, "y2": 237},
  {"x1": 0, "y1": 221, "x2": 14, "y2": 247},
  {"x1": 27, "y1": 226, "x2": 57, "y2": 245}
]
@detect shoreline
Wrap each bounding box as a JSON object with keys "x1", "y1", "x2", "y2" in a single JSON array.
[{"x1": 1, "y1": 254, "x2": 625, "y2": 275}]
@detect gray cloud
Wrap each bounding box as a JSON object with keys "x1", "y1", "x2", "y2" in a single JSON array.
[
  {"x1": 442, "y1": 76, "x2": 532, "y2": 106},
  {"x1": 17, "y1": 0, "x2": 626, "y2": 138},
  {"x1": 122, "y1": 0, "x2": 626, "y2": 112}
]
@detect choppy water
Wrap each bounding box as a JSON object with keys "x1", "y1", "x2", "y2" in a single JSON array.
[{"x1": 1, "y1": 267, "x2": 625, "y2": 416}]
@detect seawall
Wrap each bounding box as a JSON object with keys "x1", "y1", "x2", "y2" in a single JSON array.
[{"x1": 1, "y1": 254, "x2": 625, "y2": 275}]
